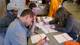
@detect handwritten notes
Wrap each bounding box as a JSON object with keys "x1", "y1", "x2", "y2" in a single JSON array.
[{"x1": 31, "y1": 33, "x2": 49, "y2": 44}]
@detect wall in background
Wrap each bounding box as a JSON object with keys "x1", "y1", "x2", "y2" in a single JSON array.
[{"x1": 0, "y1": 0, "x2": 6, "y2": 16}]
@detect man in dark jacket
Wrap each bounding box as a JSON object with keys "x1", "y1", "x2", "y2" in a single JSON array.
[
  {"x1": 0, "y1": 3, "x2": 18, "y2": 45},
  {"x1": 0, "y1": 3, "x2": 18, "y2": 32}
]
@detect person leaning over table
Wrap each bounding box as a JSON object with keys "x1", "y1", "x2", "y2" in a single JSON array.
[
  {"x1": 54, "y1": 13, "x2": 77, "y2": 40},
  {"x1": 49, "y1": 6, "x2": 78, "y2": 40},
  {"x1": 4, "y1": 9, "x2": 46, "y2": 45}
]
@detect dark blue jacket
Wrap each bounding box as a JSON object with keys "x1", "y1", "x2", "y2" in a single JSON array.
[
  {"x1": 56, "y1": 16, "x2": 77, "y2": 40},
  {"x1": 0, "y1": 10, "x2": 16, "y2": 32}
]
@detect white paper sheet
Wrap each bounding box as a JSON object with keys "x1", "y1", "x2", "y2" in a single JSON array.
[
  {"x1": 31, "y1": 33, "x2": 49, "y2": 44},
  {"x1": 37, "y1": 17, "x2": 53, "y2": 23},
  {"x1": 35, "y1": 23, "x2": 48, "y2": 33},
  {"x1": 43, "y1": 17, "x2": 53, "y2": 22},
  {"x1": 35, "y1": 23, "x2": 57, "y2": 34},
  {"x1": 53, "y1": 33, "x2": 73, "y2": 43},
  {"x1": 62, "y1": 33, "x2": 73, "y2": 41}
]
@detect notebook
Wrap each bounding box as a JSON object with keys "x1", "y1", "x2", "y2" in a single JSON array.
[
  {"x1": 53, "y1": 33, "x2": 73, "y2": 43},
  {"x1": 31, "y1": 33, "x2": 49, "y2": 44}
]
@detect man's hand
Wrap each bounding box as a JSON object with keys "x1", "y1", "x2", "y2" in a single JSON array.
[
  {"x1": 36, "y1": 37, "x2": 47, "y2": 45},
  {"x1": 36, "y1": 39, "x2": 46, "y2": 45}
]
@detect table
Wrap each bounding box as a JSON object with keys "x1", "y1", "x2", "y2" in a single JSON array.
[
  {"x1": 28, "y1": 16, "x2": 73, "y2": 45},
  {"x1": 28, "y1": 27, "x2": 64, "y2": 45}
]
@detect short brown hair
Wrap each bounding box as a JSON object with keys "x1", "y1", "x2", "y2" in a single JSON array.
[{"x1": 20, "y1": 9, "x2": 34, "y2": 17}]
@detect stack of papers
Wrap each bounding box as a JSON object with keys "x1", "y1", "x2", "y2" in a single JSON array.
[
  {"x1": 31, "y1": 33, "x2": 49, "y2": 44},
  {"x1": 43, "y1": 17, "x2": 53, "y2": 22},
  {"x1": 37, "y1": 17, "x2": 53, "y2": 23},
  {"x1": 35, "y1": 23, "x2": 57, "y2": 34},
  {"x1": 53, "y1": 33, "x2": 73, "y2": 43}
]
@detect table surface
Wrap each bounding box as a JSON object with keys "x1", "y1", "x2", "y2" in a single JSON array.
[{"x1": 28, "y1": 27, "x2": 64, "y2": 45}]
